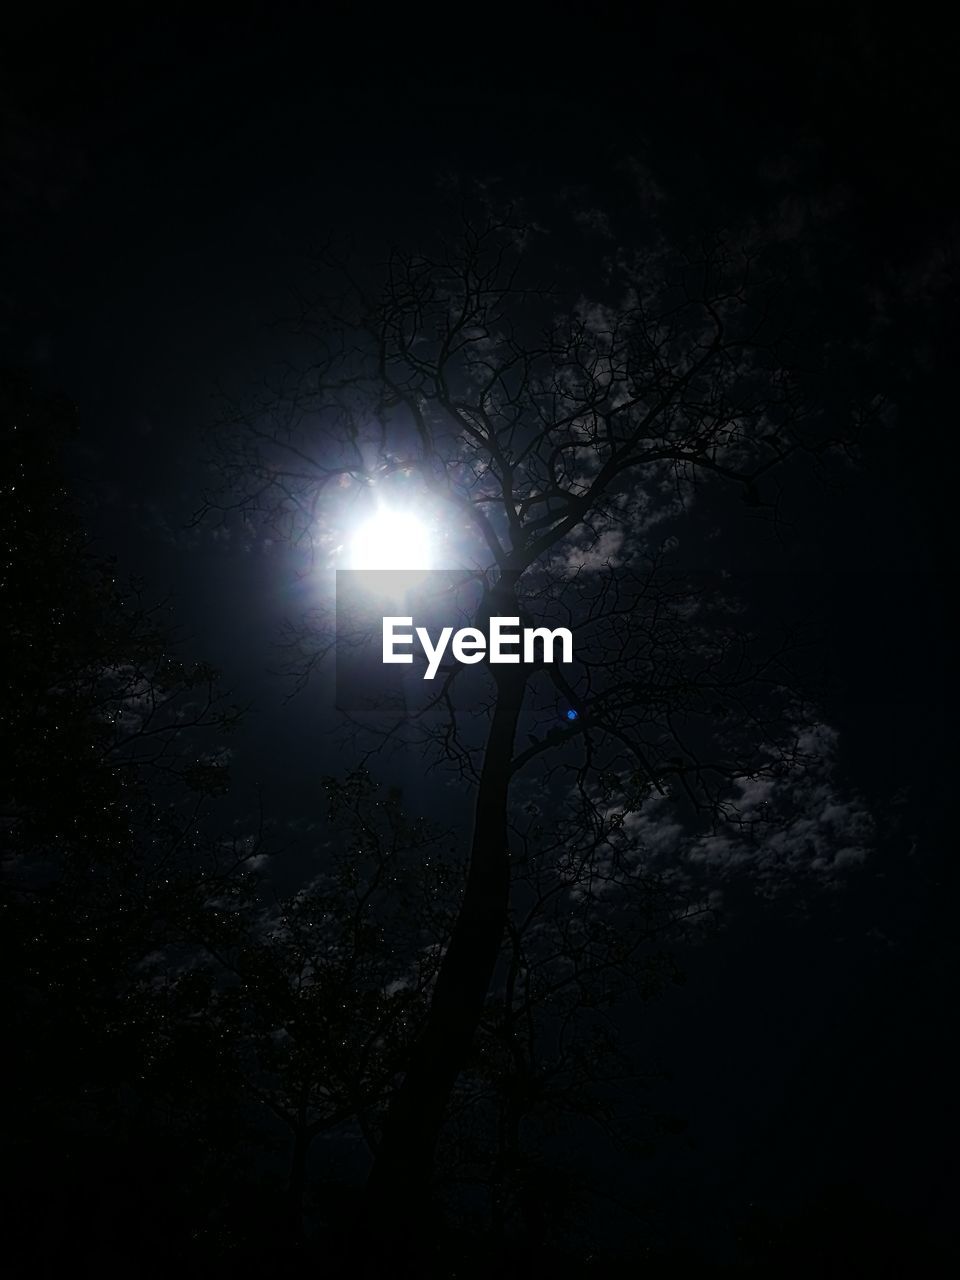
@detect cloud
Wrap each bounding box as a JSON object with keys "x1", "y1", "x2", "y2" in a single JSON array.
[
  {"x1": 551, "y1": 720, "x2": 873, "y2": 925},
  {"x1": 625, "y1": 720, "x2": 874, "y2": 900}
]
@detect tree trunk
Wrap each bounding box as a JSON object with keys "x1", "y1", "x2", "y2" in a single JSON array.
[{"x1": 360, "y1": 646, "x2": 526, "y2": 1263}]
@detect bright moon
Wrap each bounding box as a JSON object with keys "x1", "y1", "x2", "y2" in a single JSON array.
[{"x1": 349, "y1": 509, "x2": 433, "y2": 572}]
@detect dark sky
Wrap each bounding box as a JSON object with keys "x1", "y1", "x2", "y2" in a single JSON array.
[{"x1": 3, "y1": 4, "x2": 956, "y2": 1263}]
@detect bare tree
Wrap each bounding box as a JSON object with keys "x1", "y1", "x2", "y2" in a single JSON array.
[{"x1": 201, "y1": 211, "x2": 872, "y2": 1259}]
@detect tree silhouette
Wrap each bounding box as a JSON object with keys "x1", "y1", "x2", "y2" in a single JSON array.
[
  {"x1": 2, "y1": 371, "x2": 716, "y2": 1267},
  {"x1": 202, "y1": 210, "x2": 874, "y2": 1265},
  {"x1": 437, "y1": 795, "x2": 700, "y2": 1260},
  {"x1": 178, "y1": 769, "x2": 459, "y2": 1243},
  {"x1": 1, "y1": 372, "x2": 262, "y2": 1266}
]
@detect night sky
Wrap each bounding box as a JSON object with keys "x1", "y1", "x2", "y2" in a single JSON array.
[{"x1": 3, "y1": 6, "x2": 956, "y2": 1274}]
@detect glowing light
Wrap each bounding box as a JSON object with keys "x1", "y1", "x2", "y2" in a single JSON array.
[
  {"x1": 566, "y1": 708, "x2": 579, "y2": 721},
  {"x1": 349, "y1": 509, "x2": 433, "y2": 572}
]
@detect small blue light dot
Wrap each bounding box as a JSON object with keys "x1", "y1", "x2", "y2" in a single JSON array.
[{"x1": 566, "y1": 709, "x2": 579, "y2": 721}]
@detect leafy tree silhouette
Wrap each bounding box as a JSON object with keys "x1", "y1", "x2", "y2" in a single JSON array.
[
  {"x1": 179, "y1": 769, "x2": 459, "y2": 1243},
  {"x1": 1, "y1": 372, "x2": 260, "y2": 1268}
]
